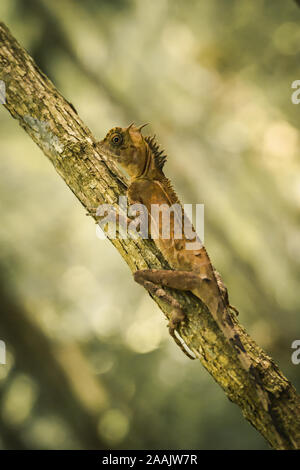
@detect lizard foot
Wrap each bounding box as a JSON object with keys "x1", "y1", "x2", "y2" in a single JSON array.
[
  {"x1": 229, "y1": 304, "x2": 239, "y2": 316},
  {"x1": 86, "y1": 207, "x2": 99, "y2": 222},
  {"x1": 134, "y1": 271, "x2": 196, "y2": 360},
  {"x1": 168, "y1": 308, "x2": 196, "y2": 360}
]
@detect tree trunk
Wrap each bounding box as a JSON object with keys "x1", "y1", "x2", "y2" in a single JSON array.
[{"x1": 0, "y1": 21, "x2": 300, "y2": 449}]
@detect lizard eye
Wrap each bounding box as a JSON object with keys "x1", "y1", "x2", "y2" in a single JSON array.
[{"x1": 111, "y1": 133, "x2": 123, "y2": 146}]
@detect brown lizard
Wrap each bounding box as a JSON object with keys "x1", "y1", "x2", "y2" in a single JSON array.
[{"x1": 97, "y1": 123, "x2": 269, "y2": 409}]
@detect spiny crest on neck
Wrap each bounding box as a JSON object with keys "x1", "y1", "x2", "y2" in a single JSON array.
[{"x1": 144, "y1": 135, "x2": 167, "y2": 171}]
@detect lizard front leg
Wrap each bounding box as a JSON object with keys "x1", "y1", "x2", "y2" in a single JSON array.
[
  {"x1": 134, "y1": 269, "x2": 204, "y2": 360},
  {"x1": 213, "y1": 268, "x2": 239, "y2": 316},
  {"x1": 86, "y1": 206, "x2": 142, "y2": 239}
]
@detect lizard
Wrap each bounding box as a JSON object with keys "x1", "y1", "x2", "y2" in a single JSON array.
[{"x1": 96, "y1": 122, "x2": 269, "y2": 410}]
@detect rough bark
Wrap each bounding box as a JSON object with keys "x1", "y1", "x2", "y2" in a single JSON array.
[{"x1": 0, "y1": 21, "x2": 299, "y2": 449}]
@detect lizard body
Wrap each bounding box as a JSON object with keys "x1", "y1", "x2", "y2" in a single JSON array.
[{"x1": 98, "y1": 123, "x2": 267, "y2": 408}]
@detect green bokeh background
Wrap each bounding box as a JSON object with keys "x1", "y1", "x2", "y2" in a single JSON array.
[{"x1": 0, "y1": 0, "x2": 299, "y2": 450}]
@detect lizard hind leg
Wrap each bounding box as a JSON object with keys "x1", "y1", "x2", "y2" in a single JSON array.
[
  {"x1": 134, "y1": 269, "x2": 202, "y2": 291},
  {"x1": 134, "y1": 269, "x2": 197, "y2": 360}
]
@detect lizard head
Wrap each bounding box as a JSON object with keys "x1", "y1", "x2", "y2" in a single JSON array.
[{"x1": 98, "y1": 123, "x2": 150, "y2": 178}]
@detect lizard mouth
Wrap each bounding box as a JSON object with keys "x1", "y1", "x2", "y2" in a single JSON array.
[{"x1": 97, "y1": 141, "x2": 121, "y2": 161}]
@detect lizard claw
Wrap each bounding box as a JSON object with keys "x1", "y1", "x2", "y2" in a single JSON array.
[
  {"x1": 168, "y1": 309, "x2": 196, "y2": 360},
  {"x1": 229, "y1": 304, "x2": 239, "y2": 316}
]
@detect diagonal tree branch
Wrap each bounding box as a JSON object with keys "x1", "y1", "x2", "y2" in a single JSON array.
[{"x1": 0, "y1": 22, "x2": 300, "y2": 450}]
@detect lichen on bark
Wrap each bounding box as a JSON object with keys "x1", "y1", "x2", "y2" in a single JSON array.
[{"x1": 0, "y1": 21, "x2": 300, "y2": 449}]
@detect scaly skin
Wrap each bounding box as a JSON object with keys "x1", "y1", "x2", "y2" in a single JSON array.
[{"x1": 98, "y1": 123, "x2": 268, "y2": 408}]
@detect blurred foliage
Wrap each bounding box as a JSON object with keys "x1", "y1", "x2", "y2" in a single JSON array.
[{"x1": 0, "y1": 0, "x2": 300, "y2": 450}]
